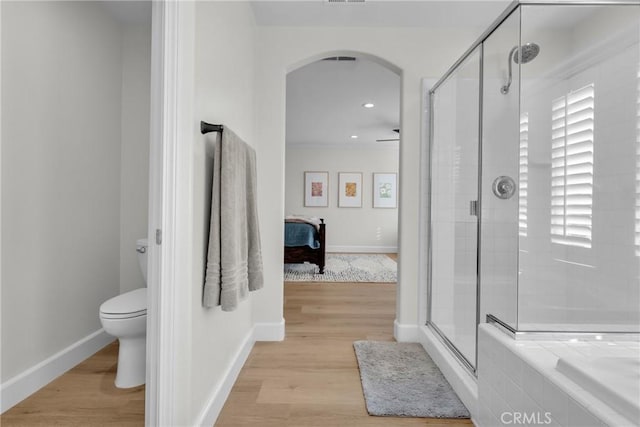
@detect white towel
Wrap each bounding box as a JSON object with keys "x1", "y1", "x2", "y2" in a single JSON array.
[{"x1": 203, "y1": 127, "x2": 263, "y2": 310}]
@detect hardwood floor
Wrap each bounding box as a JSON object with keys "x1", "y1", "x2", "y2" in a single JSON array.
[
  {"x1": 3, "y1": 254, "x2": 470, "y2": 426},
  {"x1": 216, "y1": 273, "x2": 472, "y2": 426},
  {"x1": 1, "y1": 342, "x2": 145, "y2": 426}
]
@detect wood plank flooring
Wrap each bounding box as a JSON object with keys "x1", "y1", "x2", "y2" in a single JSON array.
[
  {"x1": 3, "y1": 254, "x2": 471, "y2": 426},
  {"x1": 1, "y1": 341, "x2": 145, "y2": 426},
  {"x1": 216, "y1": 270, "x2": 472, "y2": 426}
]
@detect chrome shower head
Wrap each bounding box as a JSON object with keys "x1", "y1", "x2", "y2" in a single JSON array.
[
  {"x1": 501, "y1": 42, "x2": 541, "y2": 94},
  {"x1": 514, "y1": 43, "x2": 540, "y2": 64}
]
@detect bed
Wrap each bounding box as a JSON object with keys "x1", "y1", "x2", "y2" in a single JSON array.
[{"x1": 284, "y1": 217, "x2": 326, "y2": 274}]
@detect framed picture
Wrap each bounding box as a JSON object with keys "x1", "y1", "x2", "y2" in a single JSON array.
[
  {"x1": 304, "y1": 171, "x2": 329, "y2": 207},
  {"x1": 338, "y1": 172, "x2": 363, "y2": 208},
  {"x1": 373, "y1": 173, "x2": 397, "y2": 208}
]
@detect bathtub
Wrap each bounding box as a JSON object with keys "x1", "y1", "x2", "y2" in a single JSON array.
[{"x1": 556, "y1": 355, "x2": 640, "y2": 424}]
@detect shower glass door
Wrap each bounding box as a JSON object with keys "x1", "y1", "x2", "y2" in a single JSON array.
[{"x1": 429, "y1": 46, "x2": 481, "y2": 370}]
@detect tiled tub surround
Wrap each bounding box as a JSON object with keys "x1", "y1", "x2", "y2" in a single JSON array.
[
  {"x1": 477, "y1": 324, "x2": 640, "y2": 426},
  {"x1": 556, "y1": 356, "x2": 639, "y2": 423}
]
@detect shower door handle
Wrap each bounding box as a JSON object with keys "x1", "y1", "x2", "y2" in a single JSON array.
[{"x1": 469, "y1": 200, "x2": 478, "y2": 217}]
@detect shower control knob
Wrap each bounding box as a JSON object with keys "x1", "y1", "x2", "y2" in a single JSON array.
[{"x1": 492, "y1": 176, "x2": 516, "y2": 199}]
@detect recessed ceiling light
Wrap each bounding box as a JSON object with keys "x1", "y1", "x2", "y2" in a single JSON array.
[
  {"x1": 362, "y1": 103, "x2": 375, "y2": 108},
  {"x1": 350, "y1": 135, "x2": 358, "y2": 139}
]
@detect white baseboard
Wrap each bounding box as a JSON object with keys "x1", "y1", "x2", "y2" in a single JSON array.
[
  {"x1": 1, "y1": 329, "x2": 114, "y2": 413},
  {"x1": 417, "y1": 325, "x2": 478, "y2": 421},
  {"x1": 195, "y1": 318, "x2": 285, "y2": 426},
  {"x1": 393, "y1": 319, "x2": 419, "y2": 342},
  {"x1": 195, "y1": 329, "x2": 254, "y2": 426},
  {"x1": 253, "y1": 319, "x2": 285, "y2": 342},
  {"x1": 327, "y1": 245, "x2": 398, "y2": 254}
]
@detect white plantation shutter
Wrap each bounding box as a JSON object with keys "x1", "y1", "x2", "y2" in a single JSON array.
[
  {"x1": 519, "y1": 113, "x2": 529, "y2": 237},
  {"x1": 551, "y1": 84, "x2": 594, "y2": 248}
]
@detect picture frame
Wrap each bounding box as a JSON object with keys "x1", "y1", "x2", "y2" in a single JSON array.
[
  {"x1": 304, "y1": 171, "x2": 329, "y2": 207},
  {"x1": 373, "y1": 173, "x2": 397, "y2": 208},
  {"x1": 338, "y1": 172, "x2": 363, "y2": 208}
]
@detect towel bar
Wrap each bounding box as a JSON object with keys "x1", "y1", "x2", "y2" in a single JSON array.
[{"x1": 200, "y1": 121, "x2": 223, "y2": 135}]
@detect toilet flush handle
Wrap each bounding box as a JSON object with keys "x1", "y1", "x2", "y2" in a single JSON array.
[{"x1": 136, "y1": 247, "x2": 146, "y2": 254}]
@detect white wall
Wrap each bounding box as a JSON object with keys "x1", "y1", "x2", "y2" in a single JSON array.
[
  {"x1": 171, "y1": 10, "x2": 484, "y2": 424},
  {"x1": 183, "y1": 2, "x2": 257, "y2": 424},
  {"x1": 120, "y1": 23, "x2": 151, "y2": 294},
  {"x1": 252, "y1": 25, "x2": 483, "y2": 332},
  {"x1": 1, "y1": 1, "x2": 123, "y2": 381},
  {"x1": 1, "y1": 1, "x2": 151, "y2": 410},
  {"x1": 285, "y1": 145, "x2": 399, "y2": 252}
]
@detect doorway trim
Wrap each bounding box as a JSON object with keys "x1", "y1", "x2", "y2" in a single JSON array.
[
  {"x1": 145, "y1": 1, "x2": 168, "y2": 424},
  {"x1": 146, "y1": 1, "x2": 194, "y2": 425}
]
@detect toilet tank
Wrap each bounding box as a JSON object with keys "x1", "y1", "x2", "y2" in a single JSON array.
[{"x1": 136, "y1": 238, "x2": 148, "y2": 284}]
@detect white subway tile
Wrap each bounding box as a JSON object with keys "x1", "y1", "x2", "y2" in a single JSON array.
[
  {"x1": 522, "y1": 362, "x2": 545, "y2": 406},
  {"x1": 478, "y1": 400, "x2": 499, "y2": 427},
  {"x1": 542, "y1": 380, "x2": 569, "y2": 427},
  {"x1": 504, "y1": 347, "x2": 524, "y2": 386},
  {"x1": 504, "y1": 377, "x2": 525, "y2": 412},
  {"x1": 567, "y1": 398, "x2": 606, "y2": 427}
]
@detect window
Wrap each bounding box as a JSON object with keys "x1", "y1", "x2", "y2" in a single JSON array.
[
  {"x1": 519, "y1": 113, "x2": 529, "y2": 237},
  {"x1": 551, "y1": 84, "x2": 594, "y2": 248}
]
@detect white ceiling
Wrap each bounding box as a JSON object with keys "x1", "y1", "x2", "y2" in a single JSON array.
[
  {"x1": 251, "y1": 1, "x2": 510, "y2": 28},
  {"x1": 271, "y1": 1, "x2": 510, "y2": 147},
  {"x1": 286, "y1": 57, "x2": 400, "y2": 146},
  {"x1": 97, "y1": 0, "x2": 515, "y2": 148}
]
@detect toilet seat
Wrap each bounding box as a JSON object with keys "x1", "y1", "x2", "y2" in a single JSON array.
[{"x1": 100, "y1": 288, "x2": 147, "y2": 320}]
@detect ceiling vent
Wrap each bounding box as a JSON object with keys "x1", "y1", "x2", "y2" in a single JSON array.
[{"x1": 322, "y1": 56, "x2": 357, "y2": 61}]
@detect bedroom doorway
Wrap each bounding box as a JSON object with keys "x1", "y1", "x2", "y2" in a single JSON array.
[{"x1": 283, "y1": 53, "x2": 401, "y2": 292}]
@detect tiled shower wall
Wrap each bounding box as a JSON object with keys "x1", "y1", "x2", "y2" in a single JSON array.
[
  {"x1": 477, "y1": 5, "x2": 640, "y2": 332},
  {"x1": 517, "y1": 6, "x2": 640, "y2": 330}
]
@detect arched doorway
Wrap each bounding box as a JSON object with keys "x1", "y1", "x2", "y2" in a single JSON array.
[{"x1": 283, "y1": 51, "x2": 402, "y2": 336}]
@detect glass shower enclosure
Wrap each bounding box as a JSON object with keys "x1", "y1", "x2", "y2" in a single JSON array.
[{"x1": 427, "y1": 0, "x2": 640, "y2": 373}]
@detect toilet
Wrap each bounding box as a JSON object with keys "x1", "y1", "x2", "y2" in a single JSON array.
[{"x1": 99, "y1": 238, "x2": 148, "y2": 388}]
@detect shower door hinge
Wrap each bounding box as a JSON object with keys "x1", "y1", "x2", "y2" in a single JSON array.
[
  {"x1": 155, "y1": 229, "x2": 162, "y2": 245},
  {"x1": 469, "y1": 200, "x2": 478, "y2": 217}
]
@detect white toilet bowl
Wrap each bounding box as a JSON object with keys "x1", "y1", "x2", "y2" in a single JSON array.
[{"x1": 99, "y1": 238, "x2": 148, "y2": 388}]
